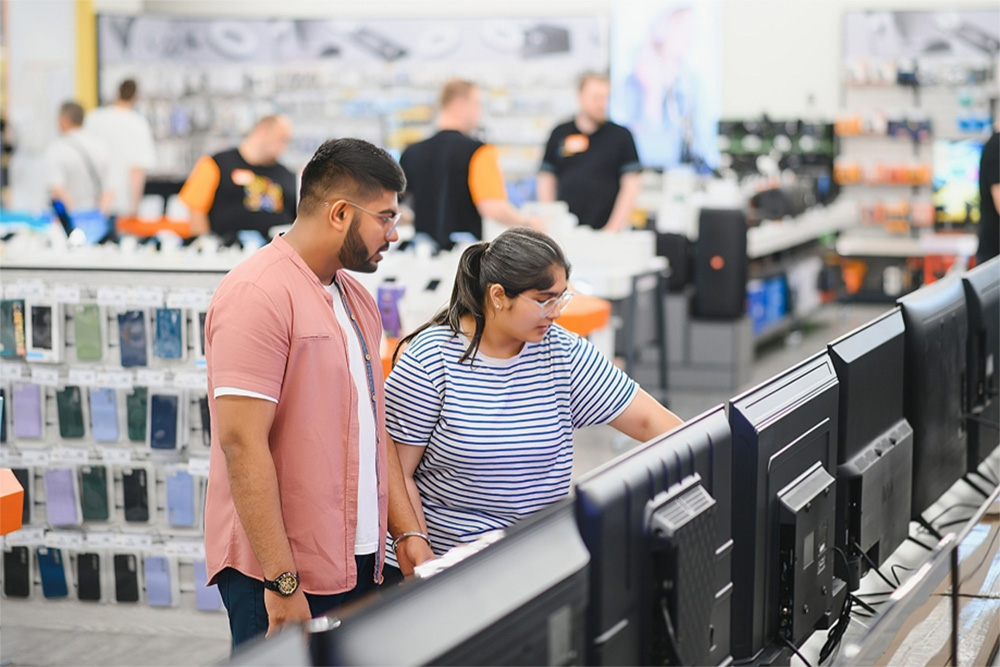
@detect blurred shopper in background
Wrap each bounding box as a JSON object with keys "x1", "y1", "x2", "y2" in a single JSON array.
[
  {"x1": 44, "y1": 101, "x2": 113, "y2": 216},
  {"x1": 400, "y1": 79, "x2": 541, "y2": 250},
  {"x1": 84, "y1": 78, "x2": 156, "y2": 219},
  {"x1": 179, "y1": 114, "x2": 296, "y2": 243},
  {"x1": 538, "y1": 72, "x2": 642, "y2": 232}
]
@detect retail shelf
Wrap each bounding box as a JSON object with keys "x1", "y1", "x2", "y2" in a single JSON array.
[
  {"x1": 746, "y1": 200, "x2": 858, "y2": 259},
  {"x1": 836, "y1": 231, "x2": 978, "y2": 258}
]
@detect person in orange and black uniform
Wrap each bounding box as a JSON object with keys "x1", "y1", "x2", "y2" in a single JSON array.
[
  {"x1": 179, "y1": 115, "x2": 296, "y2": 243},
  {"x1": 537, "y1": 72, "x2": 642, "y2": 232},
  {"x1": 399, "y1": 79, "x2": 542, "y2": 250}
]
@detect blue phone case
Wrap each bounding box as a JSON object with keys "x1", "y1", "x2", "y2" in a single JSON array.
[
  {"x1": 88, "y1": 387, "x2": 120, "y2": 442},
  {"x1": 149, "y1": 394, "x2": 178, "y2": 450},
  {"x1": 44, "y1": 468, "x2": 79, "y2": 527},
  {"x1": 193, "y1": 559, "x2": 222, "y2": 611},
  {"x1": 153, "y1": 308, "x2": 184, "y2": 360},
  {"x1": 165, "y1": 470, "x2": 195, "y2": 527},
  {"x1": 36, "y1": 547, "x2": 69, "y2": 598},
  {"x1": 144, "y1": 556, "x2": 172, "y2": 607},
  {"x1": 117, "y1": 310, "x2": 148, "y2": 368},
  {"x1": 12, "y1": 382, "x2": 43, "y2": 439}
]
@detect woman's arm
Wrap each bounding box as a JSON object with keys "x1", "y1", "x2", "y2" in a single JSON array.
[
  {"x1": 392, "y1": 434, "x2": 429, "y2": 535},
  {"x1": 608, "y1": 389, "x2": 684, "y2": 443}
]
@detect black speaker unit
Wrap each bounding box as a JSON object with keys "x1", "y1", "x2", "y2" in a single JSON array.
[
  {"x1": 693, "y1": 209, "x2": 748, "y2": 319},
  {"x1": 656, "y1": 232, "x2": 693, "y2": 292}
]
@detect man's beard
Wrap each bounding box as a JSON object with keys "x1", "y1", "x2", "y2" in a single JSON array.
[{"x1": 339, "y1": 213, "x2": 387, "y2": 274}]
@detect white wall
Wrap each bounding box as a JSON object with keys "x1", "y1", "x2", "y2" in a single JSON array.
[{"x1": 103, "y1": 0, "x2": 1000, "y2": 119}]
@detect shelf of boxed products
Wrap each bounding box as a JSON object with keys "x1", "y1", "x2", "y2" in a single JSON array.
[
  {"x1": 0, "y1": 277, "x2": 222, "y2": 612},
  {"x1": 746, "y1": 199, "x2": 860, "y2": 259},
  {"x1": 833, "y1": 159, "x2": 933, "y2": 187},
  {"x1": 835, "y1": 228, "x2": 978, "y2": 258}
]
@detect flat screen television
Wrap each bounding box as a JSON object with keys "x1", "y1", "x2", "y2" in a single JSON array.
[
  {"x1": 827, "y1": 308, "x2": 913, "y2": 590},
  {"x1": 897, "y1": 275, "x2": 969, "y2": 519},
  {"x1": 962, "y1": 257, "x2": 1000, "y2": 470},
  {"x1": 729, "y1": 353, "x2": 842, "y2": 662},
  {"x1": 574, "y1": 406, "x2": 733, "y2": 666},
  {"x1": 310, "y1": 498, "x2": 589, "y2": 666}
]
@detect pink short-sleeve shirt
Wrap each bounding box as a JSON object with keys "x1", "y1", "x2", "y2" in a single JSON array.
[{"x1": 203, "y1": 235, "x2": 388, "y2": 594}]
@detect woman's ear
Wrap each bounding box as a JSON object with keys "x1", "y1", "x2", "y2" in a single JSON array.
[{"x1": 487, "y1": 283, "x2": 506, "y2": 310}]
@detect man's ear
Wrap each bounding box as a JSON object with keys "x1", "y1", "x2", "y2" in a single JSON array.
[{"x1": 328, "y1": 200, "x2": 349, "y2": 232}]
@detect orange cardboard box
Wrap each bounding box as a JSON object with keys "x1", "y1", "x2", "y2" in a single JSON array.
[{"x1": 0, "y1": 468, "x2": 25, "y2": 535}]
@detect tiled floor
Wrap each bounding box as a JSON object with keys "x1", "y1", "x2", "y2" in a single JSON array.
[{"x1": 0, "y1": 302, "x2": 892, "y2": 666}]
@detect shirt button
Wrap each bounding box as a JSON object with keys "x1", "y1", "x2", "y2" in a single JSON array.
[
  {"x1": 364, "y1": 354, "x2": 371, "y2": 361},
  {"x1": 371, "y1": 394, "x2": 377, "y2": 401},
  {"x1": 350, "y1": 315, "x2": 356, "y2": 321}
]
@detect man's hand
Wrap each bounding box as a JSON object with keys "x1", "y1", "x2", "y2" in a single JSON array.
[
  {"x1": 394, "y1": 537, "x2": 436, "y2": 578},
  {"x1": 265, "y1": 588, "x2": 312, "y2": 636}
]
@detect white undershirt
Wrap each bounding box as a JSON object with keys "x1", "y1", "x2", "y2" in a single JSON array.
[
  {"x1": 214, "y1": 282, "x2": 380, "y2": 555},
  {"x1": 326, "y1": 280, "x2": 379, "y2": 555}
]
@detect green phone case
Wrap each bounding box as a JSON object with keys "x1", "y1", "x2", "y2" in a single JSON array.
[
  {"x1": 56, "y1": 386, "x2": 86, "y2": 439},
  {"x1": 74, "y1": 305, "x2": 103, "y2": 361},
  {"x1": 126, "y1": 387, "x2": 147, "y2": 443},
  {"x1": 80, "y1": 465, "x2": 109, "y2": 521}
]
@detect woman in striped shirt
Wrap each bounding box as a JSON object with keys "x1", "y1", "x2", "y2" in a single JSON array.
[{"x1": 384, "y1": 227, "x2": 682, "y2": 572}]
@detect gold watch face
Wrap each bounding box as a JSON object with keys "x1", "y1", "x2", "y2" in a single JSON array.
[{"x1": 277, "y1": 573, "x2": 298, "y2": 595}]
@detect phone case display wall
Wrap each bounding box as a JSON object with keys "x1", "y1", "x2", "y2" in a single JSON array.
[
  {"x1": 0, "y1": 277, "x2": 221, "y2": 614},
  {"x1": 97, "y1": 15, "x2": 607, "y2": 181},
  {"x1": 837, "y1": 9, "x2": 998, "y2": 235}
]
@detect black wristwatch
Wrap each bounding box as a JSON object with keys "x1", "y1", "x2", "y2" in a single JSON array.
[{"x1": 263, "y1": 572, "x2": 299, "y2": 596}]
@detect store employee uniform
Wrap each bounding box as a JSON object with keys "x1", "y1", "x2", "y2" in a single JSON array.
[
  {"x1": 399, "y1": 129, "x2": 506, "y2": 250},
  {"x1": 540, "y1": 120, "x2": 641, "y2": 230},
  {"x1": 179, "y1": 148, "x2": 297, "y2": 241},
  {"x1": 204, "y1": 235, "x2": 387, "y2": 645}
]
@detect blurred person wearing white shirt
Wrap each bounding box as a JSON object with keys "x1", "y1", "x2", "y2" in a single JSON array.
[
  {"x1": 84, "y1": 78, "x2": 156, "y2": 218},
  {"x1": 44, "y1": 101, "x2": 113, "y2": 215}
]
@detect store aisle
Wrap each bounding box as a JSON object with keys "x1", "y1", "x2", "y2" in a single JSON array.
[{"x1": 0, "y1": 303, "x2": 890, "y2": 667}]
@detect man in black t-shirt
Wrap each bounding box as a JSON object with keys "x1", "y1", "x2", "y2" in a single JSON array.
[
  {"x1": 538, "y1": 73, "x2": 642, "y2": 231},
  {"x1": 180, "y1": 115, "x2": 296, "y2": 242},
  {"x1": 977, "y1": 129, "x2": 999, "y2": 265}
]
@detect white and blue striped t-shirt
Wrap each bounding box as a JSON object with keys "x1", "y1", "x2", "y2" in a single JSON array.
[{"x1": 384, "y1": 323, "x2": 637, "y2": 563}]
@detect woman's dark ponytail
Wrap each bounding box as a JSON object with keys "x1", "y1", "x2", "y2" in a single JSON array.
[{"x1": 392, "y1": 228, "x2": 570, "y2": 367}]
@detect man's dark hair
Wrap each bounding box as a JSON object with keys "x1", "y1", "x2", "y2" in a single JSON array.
[
  {"x1": 59, "y1": 101, "x2": 85, "y2": 127},
  {"x1": 299, "y1": 138, "x2": 406, "y2": 214},
  {"x1": 119, "y1": 79, "x2": 138, "y2": 102}
]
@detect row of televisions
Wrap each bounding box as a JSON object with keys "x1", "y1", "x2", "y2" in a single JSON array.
[{"x1": 242, "y1": 257, "x2": 999, "y2": 667}]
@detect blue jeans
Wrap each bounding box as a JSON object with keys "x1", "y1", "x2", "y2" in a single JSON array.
[{"x1": 217, "y1": 553, "x2": 378, "y2": 649}]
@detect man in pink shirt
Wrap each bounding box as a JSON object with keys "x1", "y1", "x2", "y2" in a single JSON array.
[{"x1": 204, "y1": 138, "x2": 434, "y2": 647}]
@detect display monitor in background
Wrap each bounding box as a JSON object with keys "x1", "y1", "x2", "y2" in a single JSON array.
[
  {"x1": 310, "y1": 499, "x2": 589, "y2": 666},
  {"x1": 574, "y1": 406, "x2": 732, "y2": 666},
  {"x1": 932, "y1": 138, "x2": 983, "y2": 229},
  {"x1": 729, "y1": 353, "x2": 843, "y2": 663},
  {"x1": 897, "y1": 275, "x2": 969, "y2": 521},
  {"x1": 962, "y1": 257, "x2": 1000, "y2": 473},
  {"x1": 827, "y1": 308, "x2": 914, "y2": 591}
]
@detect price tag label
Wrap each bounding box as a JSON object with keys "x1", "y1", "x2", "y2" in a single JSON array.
[
  {"x1": 68, "y1": 368, "x2": 98, "y2": 386},
  {"x1": 113, "y1": 533, "x2": 153, "y2": 550},
  {"x1": 19, "y1": 449, "x2": 50, "y2": 466},
  {"x1": 164, "y1": 540, "x2": 206, "y2": 559},
  {"x1": 0, "y1": 364, "x2": 24, "y2": 380},
  {"x1": 135, "y1": 369, "x2": 167, "y2": 388},
  {"x1": 50, "y1": 447, "x2": 92, "y2": 465},
  {"x1": 53, "y1": 284, "x2": 82, "y2": 304},
  {"x1": 99, "y1": 446, "x2": 132, "y2": 464},
  {"x1": 97, "y1": 287, "x2": 129, "y2": 308},
  {"x1": 174, "y1": 372, "x2": 207, "y2": 390},
  {"x1": 44, "y1": 531, "x2": 85, "y2": 550},
  {"x1": 166, "y1": 290, "x2": 211, "y2": 310},
  {"x1": 5, "y1": 526, "x2": 46, "y2": 546},
  {"x1": 31, "y1": 367, "x2": 60, "y2": 387},
  {"x1": 5, "y1": 281, "x2": 45, "y2": 300},
  {"x1": 132, "y1": 287, "x2": 165, "y2": 309},
  {"x1": 188, "y1": 457, "x2": 212, "y2": 477},
  {"x1": 85, "y1": 532, "x2": 118, "y2": 549},
  {"x1": 96, "y1": 371, "x2": 133, "y2": 389}
]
